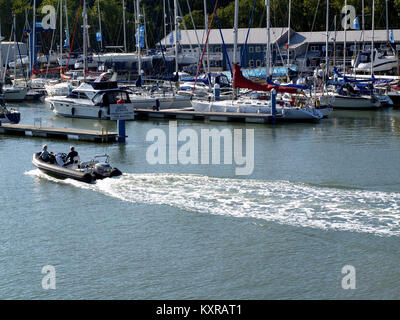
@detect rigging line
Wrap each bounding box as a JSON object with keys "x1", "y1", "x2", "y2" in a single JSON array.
[
  {"x1": 45, "y1": 0, "x2": 60, "y2": 79},
  {"x1": 14, "y1": 21, "x2": 28, "y2": 84},
  {"x1": 192, "y1": 0, "x2": 219, "y2": 94},
  {"x1": 65, "y1": 0, "x2": 82, "y2": 73},
  {"x1": 186, "y1": 0, "x2": 201, "y2": 48},
  {"x1": 240, "y1": 0, "x2": 257, "y2": 66},
  {"x1": 209, "y1": 0, "x2": 233, "y2": 77},
  {"x1": 2, "y1": 21, "x2": 13, "y2": 83},
  {"x1": 298, "y1": 0, "x2": 320, "y2": 78},
  {"x1": 177, "y1": 0, "x2": 193, "y2": 53},
  {"x1": 145, "y1": 0, "x2": 171, "y2": 78}
]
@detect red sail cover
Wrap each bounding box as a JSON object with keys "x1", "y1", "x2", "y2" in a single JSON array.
[
  {"x1": 32, "y1": 66, "x2": 62, "y2": 75},
  {"x1": 232, "y1": 63, "x2": 298, "y2": 93}
]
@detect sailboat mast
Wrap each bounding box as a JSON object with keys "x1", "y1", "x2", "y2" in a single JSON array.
[
  {"x1": 123, "y1": 0, "x2": 127, "y2": 53},
  {"x1": 97, "y1": 0, "x2": 103, "y2": 50},
  {"x1": 333, "y1": 15, "x2": 337, "y2": 67},
  {"x1": 163, "y1": 0, "x2": 167, "y2": 44},
  {"x1": 371, "y1": 0, "x2": 374, "y2": 76},
  {"x1": 325, "y1": 0, "x2": 329, "y2": 77},
  {"x1": 266, "y1": 0, "x2": 270, "y2": 78},
  {"x1": 60, "y1": 0, "x2": 63, "y2": 59},
  {"x1": 65, "y1": 0, "x2": 69, "y2": 48},
  {"x1": 13, "y1": 13, "x2": 16, "y2": 79},
  {"x1": 0, "y1": 19, "x2": 2, "y2": 80},
  {"x1": 174, "y1": 0, "x2": 178, "y2": 74},
  {"x1": 386, "y1": 0, "x2": 389, "y2": 43},
  {"x1": 204, "y1": 0, "x2": 209, "y2": 73},
  {"x1": 343, "y1": 0, "x2": 347, "y2": 73},
  {"x1": 83, "y1": 0, "x2": 87, "y2": 79},
  {"x1": 362, "y1": 0, "x2": 365, "y2": 49},
  {"x1": 287, "y1": 0, "x2": 291, "y2": 71},
  {"x1": 137, "y1": 0, "x2": 142, "y2": 75},
  {"x1": 233, "y1": 0, "x2": 239, "y2": 67},
  {"x1": 31, "y1": 0, "x2": 36, "y2": 75}
]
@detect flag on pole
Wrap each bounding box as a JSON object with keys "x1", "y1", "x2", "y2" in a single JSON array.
[
  {"x1": 64, "y1": 29, "x2": 69, "y2": 47},
  {"x1": 96, "y1": 31, "x2": 102, "y2": 43},
  {"x1": 353, "y1": 17, "x2": 360, "y2": 30},
  {"x1": 136, "y1": 26, "x2": 145, "y2": 48},
  {"x1": 390, "y1": 29, "x2": 395, "y2": 44}
]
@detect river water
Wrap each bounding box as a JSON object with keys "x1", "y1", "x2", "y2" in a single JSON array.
[{"x1": 1, "y1": 101, "x2": 400, "y2": 299}]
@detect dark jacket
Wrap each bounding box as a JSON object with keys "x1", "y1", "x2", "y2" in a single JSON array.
[{"x1": 66, "y1": 150, "x2": 78, "y2": 163}]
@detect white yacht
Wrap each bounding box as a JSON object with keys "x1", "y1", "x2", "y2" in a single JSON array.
[
  {"x1": 327, "y1": 86, "x2": 381, "y2": 109},
  {"x1": 45, "y1": 73, "x2": 134, "y2": 120},
  {"x1": 45, "y1": 79, "x2": 82, "y2": 97},
  {"x1": 128, "y1": 90, "x2": 191, "y2": 110},
  {"x1": 2, "y1": 85, "x2": 27, "y2": 102},
  {"x1": 352, "y1": 49, "x2": 398, "y2": 73},
  {"x1": 191, "y1": 97, "x2": 323, "y2": 121}
]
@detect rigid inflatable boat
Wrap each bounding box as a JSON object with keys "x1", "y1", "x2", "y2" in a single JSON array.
[{"x1": 32, "y1": 152, "x2": 122, "y2": 183}]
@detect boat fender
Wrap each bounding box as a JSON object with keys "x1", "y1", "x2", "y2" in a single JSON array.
[
  {"x1": 156, "y1": 99, "x2": 160, "y2": 111},
  {"x1": 71, "y1": 107, "x2": 75, "y2": 116},
  {"x1": 98, "y1": 110, "x2": 102, "y2": 118}
]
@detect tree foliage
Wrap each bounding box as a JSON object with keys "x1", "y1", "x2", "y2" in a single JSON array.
[{"x1": 1, "y1": 0, "x2": 400, "y2": 51}]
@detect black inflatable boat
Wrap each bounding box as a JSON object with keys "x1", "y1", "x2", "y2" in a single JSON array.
[{"x1": 32, "y1": 152, "x2": 122, "y2": 183}]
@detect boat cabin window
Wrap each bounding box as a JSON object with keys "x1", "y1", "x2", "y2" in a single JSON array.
[
  {"x1": 93, "y1": 91, "x2": 131, "y2": 106},
  {"x1": 77, "y1": 92, "x2": 90, "y2": 99},
  {"x1": 67, "y1": 91, "x2": 79, "y2": 99},
  {"x1": 67, "y1": 91, "x2": 90, "y2": 99},
  {"x1": 359, "y1": 53, "x2": 370, "y2": 63}
]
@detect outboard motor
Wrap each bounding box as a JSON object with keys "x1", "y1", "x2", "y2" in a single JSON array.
[{"x1": 94, "y1": 162, "x2": 113, "y2": 178}]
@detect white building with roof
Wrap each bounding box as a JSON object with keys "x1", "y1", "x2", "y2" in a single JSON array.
[{"x1": 160, "y1": 28, "x2": 400, "y2": 71}]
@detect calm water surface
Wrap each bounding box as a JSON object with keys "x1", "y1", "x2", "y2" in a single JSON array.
[{"x1": 1, "y1": 101, "x2": 400, "y2": 299}]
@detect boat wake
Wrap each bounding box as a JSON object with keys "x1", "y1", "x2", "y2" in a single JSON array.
[{"x1": 26, "y1": 169, "x2": 400, "y2": 237}]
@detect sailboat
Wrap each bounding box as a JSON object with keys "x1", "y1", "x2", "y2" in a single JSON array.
[
  {"x1": 127, "y1": 0, "x2": 191, "y2": 110},
  {"x1": 1, "y1": 15, "x2": 27, "y2": 102},
  {"x1": 352, "y1": 0, "x2": 397, "y2": 74},
  {"x1": 192, "y1": 63, "x2": 323, "y2": 121},
  {"x1": 190, "y1": 0, "x2": 322, "y2": 121},
  {"x1": 318, "y1": 0, "x2": 382, "y2": 109}
]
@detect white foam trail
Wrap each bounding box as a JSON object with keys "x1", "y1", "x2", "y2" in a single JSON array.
[{"x1": 26, "y1": 170, "x2": 400, "y2": 237}]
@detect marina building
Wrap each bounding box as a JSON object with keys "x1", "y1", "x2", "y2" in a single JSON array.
[{"x1": 161, "y1": 28, "x2": 400, "y2": 71}]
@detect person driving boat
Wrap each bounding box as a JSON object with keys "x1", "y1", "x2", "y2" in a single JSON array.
[{"x1": 63, "y1": 146, "x2": 79, "y2": 167}]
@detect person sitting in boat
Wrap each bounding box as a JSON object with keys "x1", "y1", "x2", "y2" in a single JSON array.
[
  {"x1": 40, "y1": 144, "x2": 55, "y2": 163},
  {"x1": 63, "y1": 146, "x2": 79, "y2": 167},
  {"x1": 40, "y1": 145, "x2": 50, "y2": 162}
]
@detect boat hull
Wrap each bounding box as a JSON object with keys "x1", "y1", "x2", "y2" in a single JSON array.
[
  {"x1": 191, "y1": 100, "x2": 322, "y2": 121},
  {"x1": 3, "y1": 87, "x2": 27, "y2": 102},
  {"x1": 129, "y1": 94, "x2": 191, "y2": 110},
  {"x1": 45, "y1": 98, "x2": 112, "y2": 120},
  {"x1": 331, "y1": 95, "x2": 381, "y2": 109},
  {"x1": 32, "y1": 153, "x2": 95, "y2": 183}
]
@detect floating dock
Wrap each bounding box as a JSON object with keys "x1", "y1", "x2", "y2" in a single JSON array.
[
  {"x1": 134, "y1": 108, "x2": 282, "y2": 123},
  {"x1": 0, "y1": 123, "x2": 118, "y2": 143}
]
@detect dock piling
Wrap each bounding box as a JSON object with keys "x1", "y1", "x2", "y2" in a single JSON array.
[
  {"x1": 271, "y1": 89, "x2": 277, "y2": 125},
  {"x1": 117, "y1": 120, "x2": 126, "y2": 143}
]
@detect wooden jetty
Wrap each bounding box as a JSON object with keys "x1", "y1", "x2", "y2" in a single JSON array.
[
  {"x1": 0, "y1": 123, "x2": 118, "y2": 143},
  {"x1": 134, "y1": 108, "x2": 281, "y2": 123}
]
